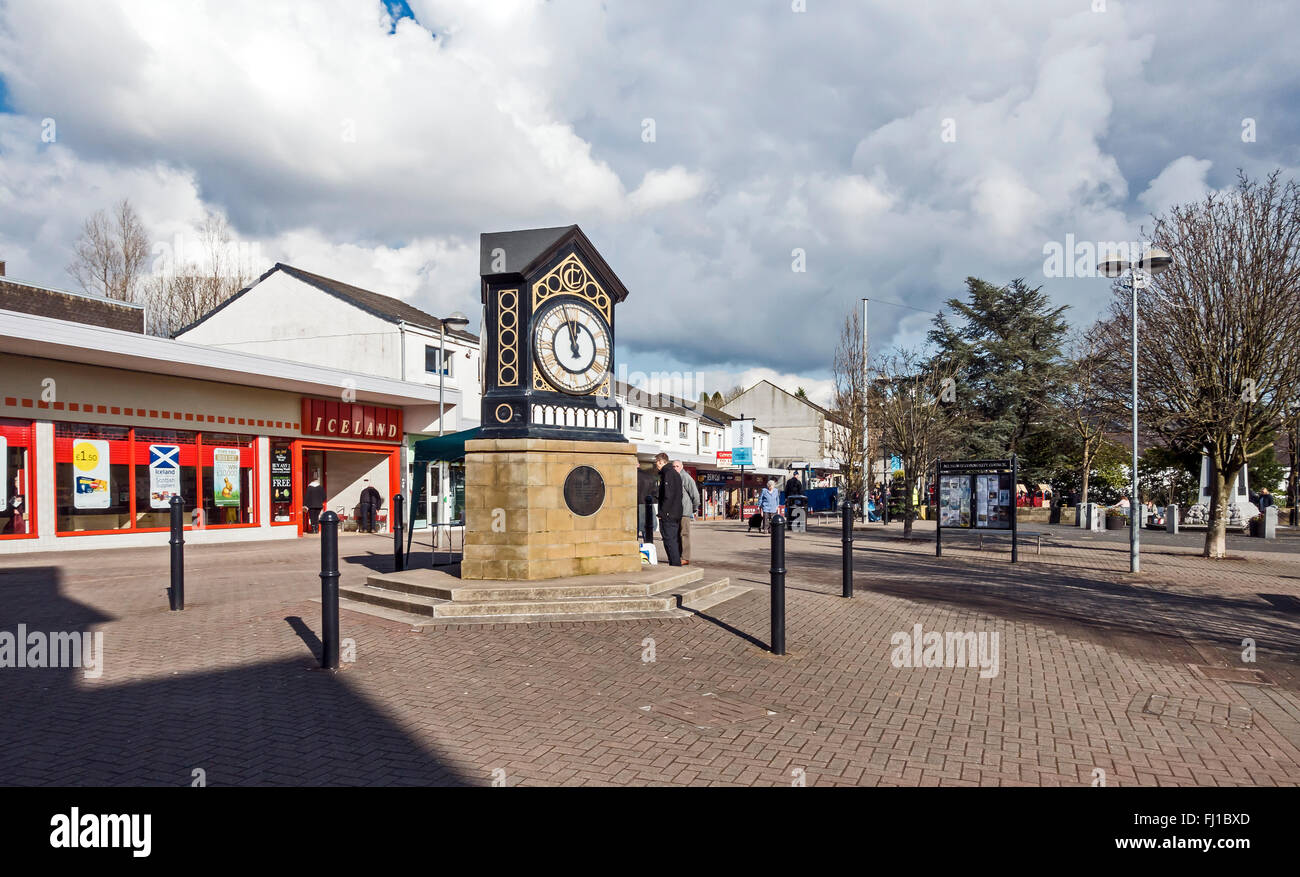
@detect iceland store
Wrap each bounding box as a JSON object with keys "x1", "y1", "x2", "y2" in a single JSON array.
[{"x1": 0, "y1": 307, "x2": 444, "y2": 553}]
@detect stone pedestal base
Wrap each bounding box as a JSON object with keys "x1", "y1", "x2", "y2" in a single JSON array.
[{"x1": 461, "y1": 438, "x2": 641, "y2": 580}]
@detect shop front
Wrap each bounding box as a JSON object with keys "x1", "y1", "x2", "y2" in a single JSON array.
[{"x1": 0, "y1": 310, "x2": 445, "y2": 553}]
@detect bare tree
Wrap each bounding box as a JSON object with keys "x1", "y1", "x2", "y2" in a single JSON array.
[
  {"x1": 1099, "y1": 171, "x2": 1300, "y2": 558},
  {"x1": 1059, "y1": 325, "x2": 1116, "y2": 507},
  {"x1": 872, "y1": 348, "x2": 958, "y2": 537},
  {"x1": 67, "y1": 198, "x2": 150, "y2": 302},
  {"x1": 141, "y1": 212, "x2": 253, "y2": 336},
  {"x1": 828, "y1": 309, "x2": 869, "y2": 508}
]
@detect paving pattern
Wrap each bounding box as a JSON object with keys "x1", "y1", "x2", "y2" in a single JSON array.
[{"x1": 2, "y1": 520, "x2": 1299, "y2": 786}]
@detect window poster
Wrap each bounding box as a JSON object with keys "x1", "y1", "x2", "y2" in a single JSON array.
[
  {"x1": 0, "y1": 435, "x2": 6, "y2": 512},
  {"x1": 271, "y1": 448, "x2": 292, "y2": 502},
  {"x1": 213, "y1": 448, "x2": 241, "y2": 507},
  {"x1": 72, "y1": 439, "x2": 111, "y2": 509},
  {"x1": 975, "y1": 475, "x2": 990, "y2": 526},
  {"x1": 149, "y1": 444, "x2": 181, "y2": 509}
]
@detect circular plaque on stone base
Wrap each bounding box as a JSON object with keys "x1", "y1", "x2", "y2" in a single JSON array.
[{"x1": 564, "y1": 466, "x2": 605, "y2": 516}]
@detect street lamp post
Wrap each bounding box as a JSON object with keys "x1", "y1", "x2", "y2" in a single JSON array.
[
  {"x1": 434, "y1": 312, "x2": 470, "y2": 542},
  {"x1": 1099, "y1": 247, "x2": 1173, "y2": 574}
]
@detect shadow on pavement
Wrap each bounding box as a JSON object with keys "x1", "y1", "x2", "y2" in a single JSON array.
[{"x1": 0, "y1": 565, "x2": 473, "y2": 786}]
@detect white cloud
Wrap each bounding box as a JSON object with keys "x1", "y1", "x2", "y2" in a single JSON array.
[
  {"x1": 1139, "y1": 156, "x2": 1213, "y2": 215},
  {"x1": 0, "y1": 0, "x2": 1294, "y2": 390}
]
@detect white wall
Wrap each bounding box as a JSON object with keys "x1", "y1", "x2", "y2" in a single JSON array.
[{"x1": 177, "y1": 271, "x2": 402, "y2": 378}]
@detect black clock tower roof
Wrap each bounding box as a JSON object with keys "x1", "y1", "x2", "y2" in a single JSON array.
[{"x1": 479, "y1": 224, "x2": 630, "y2": 302}]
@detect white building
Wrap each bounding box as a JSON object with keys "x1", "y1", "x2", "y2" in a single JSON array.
[{"x1": 175, "y1": 263, "x2": 479, "y2": 528}]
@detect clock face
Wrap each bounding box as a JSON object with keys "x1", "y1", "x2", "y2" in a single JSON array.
[{"x1": 533, "y1": 300, "x2": 612, "y2": 395}]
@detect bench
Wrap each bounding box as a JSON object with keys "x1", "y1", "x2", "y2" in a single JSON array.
[{"x1": 943, "y1": 529, "x2": 1045, "y2": 554}]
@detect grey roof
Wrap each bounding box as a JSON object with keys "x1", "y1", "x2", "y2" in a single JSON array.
[
  {"x1": 479, "y1": 224, "x2": 630, "y2": 301},
  {"x1": 174, "y1": 263, "x2": 479, "y2": 342},
  {"x1": 479, "y1": 226, "x2": 577, "y2": 276},
  {"x1": 0, "y1": 277, "x2": 145, "y2": 333}
]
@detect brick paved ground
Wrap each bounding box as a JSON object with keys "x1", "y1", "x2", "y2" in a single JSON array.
[{"x1": 3, "y1": 520, "x2": 1300, "y2": 786}]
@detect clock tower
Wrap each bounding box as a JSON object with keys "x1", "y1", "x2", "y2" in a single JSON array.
[
  {"x1": 478, "y1": 225, "x2": 627, "y2": 442},
  {"x1": 462, "y1": 226, "x2": 641, "y2": 581}
]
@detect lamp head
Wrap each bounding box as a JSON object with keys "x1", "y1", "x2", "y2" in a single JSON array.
[
  {"x1": 1139, "y1": 247, "x2": 1173, "y2": 275},
  {"x1": 442, "y1": 311, "x2": 471, "y2": 329},
  {"x1": 1098, "y1": 254, "x2": 1130, "y2": 278}
]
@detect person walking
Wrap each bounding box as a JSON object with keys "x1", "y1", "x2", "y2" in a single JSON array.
[
  {"x1": 759, "y1": 479, "x2": 781, "y2": 533},
  {"x1": 786, "y1": 472, "x2": 803, "y2": 496},
  {"x1": 655, "y1": 452, "x2": 684, "y2": 566},
  {"x1": 359, "y1": 479, "x2": 383, "y2": 533},
  {"x1": 304, "y1": 474, "x2": 325, "y2": 534},
  {"x1": 673, "y1": 460, "x2": 700, "y2": 565},
  {"x1": 1259, "y1": 487, "x2": 1275, "y2": 510}
]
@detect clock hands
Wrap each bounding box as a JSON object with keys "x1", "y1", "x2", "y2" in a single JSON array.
[{"x1": 562, "y1": 304, "x2": 580, "y2": 358}]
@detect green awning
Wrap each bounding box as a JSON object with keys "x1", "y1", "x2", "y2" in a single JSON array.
[{"x1": 412, "y1": 427, "x2": 481, "y2": 464}]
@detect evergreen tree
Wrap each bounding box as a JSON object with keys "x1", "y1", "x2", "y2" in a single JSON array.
[{"x1": 927, "y1": 277, "x2": 1070, "y2": 482}]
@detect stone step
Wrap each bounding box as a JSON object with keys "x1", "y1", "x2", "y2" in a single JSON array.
[
  {"x1": 339, "y1": 585, "x2": 443, "y2": 617},
  {"x1": 364, "y1": 566, "x2": 704, "y2": 602},
  {"x1": 431, "y1": 595, "x2": 677, "y2": 618},
  {"x1": 670, "y1": 577, "x2": 732, "y2": 607},
  {"x1": 682, "y1": 584, "x2": 751, "y2": 612},
  {"x1": 414, "y1": 607, "x2": 693, "y2": 627}
]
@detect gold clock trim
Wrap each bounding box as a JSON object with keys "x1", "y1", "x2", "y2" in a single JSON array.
[
  {"x1": 495, "y1": 403, "x2": 513, "y2": 423},
  {"x1": 532, "y1": 253, "x2": 612, "y2": 321},
  {"x1": 496, "y1": 288, "x2": 518, "y2": 387}
]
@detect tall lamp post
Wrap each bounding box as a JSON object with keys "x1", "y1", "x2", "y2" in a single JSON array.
[
  {"x1": 434, "y1": 312, "x2": 470, "y2": 541},
  {"x1": 1098, "y1": 247, "x2": 1173, "y2": 574}
]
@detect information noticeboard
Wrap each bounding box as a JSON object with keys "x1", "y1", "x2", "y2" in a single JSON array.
[
  {"x1": 936, "y1": 457, "x2": 1020, "y2": 563},
  {"x1": 936, "y1": 459, "x2": 1014, "y2": 530}
]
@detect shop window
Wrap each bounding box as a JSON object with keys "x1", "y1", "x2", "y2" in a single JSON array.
[
  {"x1": 0, "y1": 418, "x2": 35, "y2": 538},
  {"x1": 132, "y1": 428, "x2": 199, "y2": 530},
  {"x1": 54, "y1": 422, "x2": 132, "y2": 533},
  {"x1": 200, "y1": 433, "x2": 257, "y2": 526}
]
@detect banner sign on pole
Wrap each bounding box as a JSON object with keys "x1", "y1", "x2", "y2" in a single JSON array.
[
  {"x1": 213, "y1": 448, "x2": 241, "y2": 507},
  {"x1": 148, "y1": 444, "x2": 181, "y2": 509},
  {"x1": 72, "y1": 439, "x2": 111, "y2": 509}
]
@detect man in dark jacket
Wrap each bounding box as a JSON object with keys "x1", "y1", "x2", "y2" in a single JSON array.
[
  {"x1": 655, "y1": 452, "x2": 683, "y2": 566},
  {"x1": 786, "y1": 473, "x2": 803, "y2": 496},
  {"x1": 305, "y1": 476, "x2": 325, "y2": 533},
  {"x1": 359, "y1": 480, "x2": 383, "y2": 533}
]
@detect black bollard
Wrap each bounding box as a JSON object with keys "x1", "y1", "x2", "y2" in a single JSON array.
[
  {"x1": 392, "y1": 493, "x2": 405, "y2": 572},
  {"x1": 770, "y1": 513, "x2": 786, "y2": 655},
  {"x1": 841, "y1": 500, "x2": 853, "y2": 598},
  {"x1": 168, "y1": 494, "x2": 185, "y2": 611},
  {"x1": 319, "y1": 510, "x2": 340, "y2": 669}
]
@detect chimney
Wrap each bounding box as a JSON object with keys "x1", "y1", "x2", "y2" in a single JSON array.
[{"x1": 0, "y1": 261, "x2": 6, "y2": 276}]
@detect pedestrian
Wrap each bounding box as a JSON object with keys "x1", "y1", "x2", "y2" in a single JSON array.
[
  {"x1": 359, "y1": 479, "x2": 383, "y2": 533},
  {"x1": 786, "y1": 472, "x2": 803, "y2": 496},
  {"x1": 759, "y1": 479, "x2": 780, "y2": 533},
  {"x1": 1259, "y1": 487, "x2": 1275, "y2": 510},
  {"x1": 305, "y1": 474, "x2": 325, "y2": 534},
  {"x1": 673, "y1": 460, "x2": 700, "y2": 565},
  {"x1": 654, "y1": 452, "x2": 684, "y2": 566}
]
